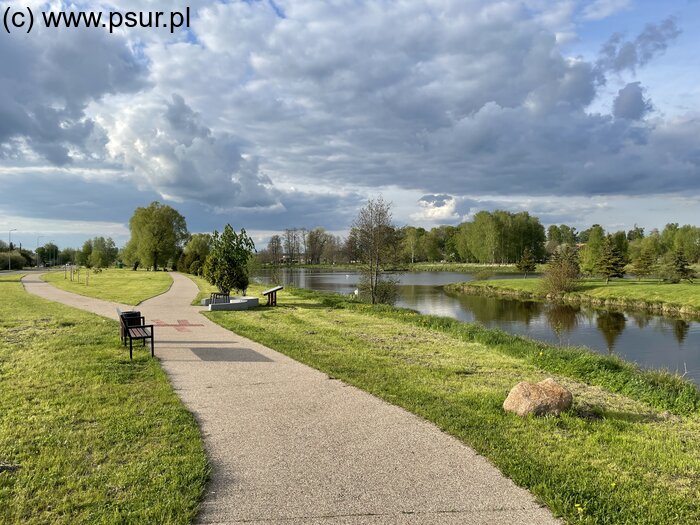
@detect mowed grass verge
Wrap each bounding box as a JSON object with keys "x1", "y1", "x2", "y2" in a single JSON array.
[
  {"x1": 196, "y1": 281, "x2": 700, "y2": 524},
  {"x1": 184, "y1": 274, "x2": 219, "y2": 306},
  {"x1": 0, "y1": 274, "x2": 207, "y2": 524},
  {"x1": 43, "y1": 268, "x2": 173, "y2": 305},
  {"x1": 450, "y1": 278, "x2": 700, "y2": 316}
]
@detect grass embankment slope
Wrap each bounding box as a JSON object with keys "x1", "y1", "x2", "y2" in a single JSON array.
[
  {"x1": 187, "y1": 277, "x2": 700, "y2": 524},
  {"x1": 43, "y1": 268, "x2": 173, "y2": 305},
  {"x1": 449, "y1": 278, "x2": 700, "y2": 316},
  {"x1": 0, "y1": 274, "x2": 207, "y2": 524}
]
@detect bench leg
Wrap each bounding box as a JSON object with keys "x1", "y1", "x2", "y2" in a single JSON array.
[
  {"x1": 129, "y1": 338, "x2": 133, "y2": 360},
  {"x1": 150, "y1": 336, "x2": 154, "y2": 357}
]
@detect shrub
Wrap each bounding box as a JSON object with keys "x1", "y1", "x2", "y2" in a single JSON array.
[
  {"x1": 0, "y1": 253, "x2": 26, "y2": 271},
  {"x1": 543, "y1": 246, "x2": 579, "y2": 294}
]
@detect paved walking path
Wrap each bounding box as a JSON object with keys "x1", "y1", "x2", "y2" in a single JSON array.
[{"x1": 22, "y1": 273, "x2": 559, "y2": 524}]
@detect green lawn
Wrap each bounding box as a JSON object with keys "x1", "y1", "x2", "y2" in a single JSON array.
[
  {"x1": 192, "y1": 280, "x2": 700, "y2": 524},
  {"x1": 183, "y1": 274, "x2": 219, "y2": 305},
  {"x1": 451, "y1": 278, "x2": 700, "y2": 314},
  {"x1": 0, "y1": 274, "x2": 207, "y2": 524},
  {"x1": 43, "y1": 268, "x2": 173, "y2": 305}
]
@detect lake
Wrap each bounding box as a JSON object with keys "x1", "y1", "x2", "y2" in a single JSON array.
[{"x1": 257, "y1": 268, "x2": 700, "y2": 384}]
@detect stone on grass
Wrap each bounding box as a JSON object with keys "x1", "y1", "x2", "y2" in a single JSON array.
[{"x1": 503, "y1": 378, "x2": 572, "y2": 417}]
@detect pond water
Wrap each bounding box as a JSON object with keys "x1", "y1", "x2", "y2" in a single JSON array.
[{"x1": 257, "y1": 268, "x2": 700, "y2": 384}]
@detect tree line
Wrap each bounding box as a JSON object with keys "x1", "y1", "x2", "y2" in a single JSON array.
[{"x1": 257, "y1": 210, "x2": 548, "y2": 266}]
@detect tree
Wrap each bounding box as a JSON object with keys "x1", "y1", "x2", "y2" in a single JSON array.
[
  {"x1": 352, "y1": 196, "x2": 398, "y2": 304},
  {"x1": 516, "y1": 247, "x2": 537, "y2": 277},
  {"x1": 663, "y1": 248, "x2": 696, "y2": 283},
  {"x1": 596, "y1": 236, "x2": 626, "y2": 284},
  {"x1": 631, "y1": 247, "x2": 656, "y2": 280},
  {"x1": 203, "y1": 225, "x2": 256, "y2": 295},
  {"x1": 283, "y1": 228, "x2": 300, "y2": 264},
  {"x1": 627, "y1": 225, "x2": 645, "y2": 241},
  {"x1": 579, "y1": 224, "x2": 605, "y2": 275},
  {"x1": 266, "y1": 235, "x2": 283, "y2": 265},
  {"x1": 127, "y1": 202, "x2": 189, "y2": 271},
  {"x1": 542, "y1": 245, "x2": 579, "y2": 294},
  {"x1": 178, "y1": 233, "x2": 211, "y2": 275},
  {"x1": 89, "y1": 237, "x2": 118, "y2": 268},
  {"x1": 306, "y1": 228, "x2": 331, "y2": 264}
]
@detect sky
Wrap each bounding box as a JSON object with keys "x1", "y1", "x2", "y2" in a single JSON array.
[{"x1": 1, "y1": 0, "x2": 699, "y2": 250}]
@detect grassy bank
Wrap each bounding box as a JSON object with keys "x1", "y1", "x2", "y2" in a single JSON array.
[
  {"x1": 193, "y1": 279, "x2": 700, "y2": 524},
  {"x1": 43, "y1": 268, "x2": 173, "y2": 305},
  {"x1": 0, "y1": 274, "x2": 207, "y2": 524},
  {"x1": 184, "y1": 274, "x2": 218, "y2": 305},
  {"x1": 449, "y1": 279, "x2": 700, "y2": 317}
]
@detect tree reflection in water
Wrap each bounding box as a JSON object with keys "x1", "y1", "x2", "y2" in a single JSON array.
[
  {"x1": 453, "y1": 294, "x2": 542, "y2": 326},
  {"x1": 628, "y1": 311, "x2": 652, "y2": 330},
  {"x1": 673, "y1": 319, "x2": 690, "y2": 345},
  {"x1": 596, "y1": 311, "x2": 627, "y2": 353},
  {"x1": 545, "y1": 304, "x2": 580, "y2": 345}
]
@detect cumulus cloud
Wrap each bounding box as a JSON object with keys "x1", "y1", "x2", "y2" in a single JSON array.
[
  {"x1": 105, "y1": 94, "x2": 277, "y2": 209},
  {"x1": 613, "y1": 82, "x2": 652, "y2": 120},
  {"x1": 0, "y1": 21, "x2": 146, "y2": 164},
  {"x1": 412, "y1": 195, "x2": 460, "y2": 223}
]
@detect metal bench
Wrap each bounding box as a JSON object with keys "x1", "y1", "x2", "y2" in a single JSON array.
[
  {"x1": 210, "y1": 292, "x2": 231, "y2": 304},
  {"x1": 117, "y1": 308, "x2": 155, "y2": 360},
  {"x1": 262, "y1": 285, "x2": 283, "y2": 306}
]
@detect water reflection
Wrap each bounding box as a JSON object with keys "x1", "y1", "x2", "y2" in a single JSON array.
[
  {"x1": 595, "y1": 312, "x2": 627, "y2": 353},
  {"x1": 256, "y1": 268, "x2": 700, "y2": 383}
]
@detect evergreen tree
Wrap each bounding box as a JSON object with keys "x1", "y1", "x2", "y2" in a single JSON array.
[
  {"x1": 516, "y1": 247, "x2": 537, "y2": 277},
  {"x1": 666, "y1": 249, "x2": 696, "y2": 283},
  {"x1": 596, "y1": 236, "x2": 626, "y2": 284},
  {"x1": 632, "y1": 247, "x2": 656, "y2": 280}
]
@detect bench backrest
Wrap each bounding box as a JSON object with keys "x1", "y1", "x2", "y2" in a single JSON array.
[
  {"x1": 210, "y1": 292, "x2": 230, "y2": 304},
  {"x1": 119, "y1": 310, "x2": 142, "y2": 328}
]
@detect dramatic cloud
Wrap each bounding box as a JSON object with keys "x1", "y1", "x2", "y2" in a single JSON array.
[
  {"x1": 2, "y1": 0, "x2": 699, "y2": 242},
  {"x1": 104, "y1": 94, "x2": 277, "y2": 209},
  {"x1": 0, "y1": 20, "x2": 146, "y2": 164}
]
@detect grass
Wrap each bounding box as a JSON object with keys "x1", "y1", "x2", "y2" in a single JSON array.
[
  {"x1": 42, "y1": 268, "x2": 173, "y2": 305},
  {"x1": 189, "y1": 278, "x2": 700, "y2": 524},
  {"x1": 0, "y1": 274, "x2": 207, "y2": 524},
  {"x1": 184, "y1": 274, "x2": 219, "y2": 305},
  {"x1": 450, "y1": 278, "x2": 700, "y2": 316}
]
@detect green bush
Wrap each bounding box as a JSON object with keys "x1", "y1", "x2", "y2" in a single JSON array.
[{"x1": 0, "y1": 252, "x2": 26, "y2": 271}]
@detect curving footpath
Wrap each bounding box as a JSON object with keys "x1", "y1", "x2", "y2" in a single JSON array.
[{"x1": 22, "y1": 272, "x2": 559, "y2": 524}]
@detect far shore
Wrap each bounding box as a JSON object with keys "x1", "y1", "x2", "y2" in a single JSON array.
[{"x1": 447, "y1": 278, "x2": 700, "y2": 319}]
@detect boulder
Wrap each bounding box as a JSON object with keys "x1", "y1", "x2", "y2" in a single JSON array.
[{"x1": 503, "y1": 378, "x2": 572, "y2": 417}]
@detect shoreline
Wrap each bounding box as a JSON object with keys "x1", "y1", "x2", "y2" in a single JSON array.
[{"x1": 446, "y1": 281, "x2": 700, "y2": 320}]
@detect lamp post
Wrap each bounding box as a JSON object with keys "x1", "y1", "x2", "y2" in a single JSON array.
[
  {"x1": 8, "y1": 229, "x2": 17, "y2": 271},
  {"x1": 36, "y1": 235, "x2": 44, "y2": 267},
  {"x1": 50, "y1": 240, "x2": 55, "y2": 267}
]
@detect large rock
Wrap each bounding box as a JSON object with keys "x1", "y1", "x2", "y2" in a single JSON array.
[{"x1": 503, "y1": 378, "x2": 572, "y2": 417}]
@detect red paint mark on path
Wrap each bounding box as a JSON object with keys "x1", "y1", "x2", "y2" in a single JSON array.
[{"x1": 153, "y1": 319, "x2": 205, "y2": 332}]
